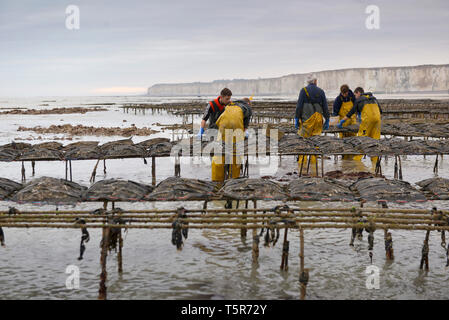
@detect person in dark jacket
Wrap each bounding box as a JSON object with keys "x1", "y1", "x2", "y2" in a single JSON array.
[
  {"x1": 294, "y1": 74, "x2": 330, "y2": 170},
  {"x1": 333, "y1": 84, "x2": 357, "y2": 139},
  {"x1": 197, "y1": 88, "x2": 232, "y2": 137},
  {"x1": 338, "y1": 87, "x2": 382, "y2": 165}
]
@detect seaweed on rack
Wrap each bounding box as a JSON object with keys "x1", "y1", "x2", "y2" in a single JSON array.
[
  {"x1": 350, "y1": 177, "x2": 427, "y2": 202},
  {"x1": 64, "y1": 145, "x2": 102, "y2": 160},
  {"x1": 136, "y1": 137, "x2": 171, "y2": 148},
  {"x1": 63, "y1": 141, "x2": 99, "y2": 151},
  {"x1": 84, "y1": 179, "x2": 153, "y2": 201},
  {"x1": 219, "y1": 178, "x2": 288, "y2": 201},
  {"x1": 308, "y1": 135, "x2": 357, "y2": 154},
  {"x1": 97, "y1": 138, "x2": 145, "y2": 159},
  {"x1": 0, "y1": 178, "x2": 23, "y2": 200},
  {"x1": 343, "y1": 136, "x2": 392, "y2": 156},
  {"x1": 101, "y1": 144, "x2": 146, "y2": 159},
  {"x1": 288, "y1": 176, "x2": 356, "y2": 201},
  {"x1": 416, "y1": 177, "x2": 449, "y2": 200},
  {"x1": 33, "y1": 142, "x2": 64, "y2": 150},
  {"x1": 278, "y1": 135, "x2": 318, "y2": 155},
  {"x1": 146, "y1": 141, "x2": 174, "y2": 157},
  {"x1": 19, "y1": 148, "x2": 64, "y2": 161},
  {"x1": 145, "y1": 176, "x2": 217, "y2": 201},
  {"x1": 0, "y1": 147, "x2": 21, "y2": 162},
  {"x1": 12, "y1": 176, "x2": 86, "y2": 204}
]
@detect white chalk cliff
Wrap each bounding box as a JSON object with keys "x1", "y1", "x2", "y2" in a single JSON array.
[{"x1": 147, "y1": 64, "x2": 449, "y2": 96}]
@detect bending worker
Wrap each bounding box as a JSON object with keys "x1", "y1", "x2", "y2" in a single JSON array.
[
  {"x1": 294, "y1": 74, "x2": 330, "y2": 170},
  {"x1": 333, "y1": 84, "x2": 356, "y2": 138},
  {"x1": 211, "y1": 98, "x2": 252, "y2": 182},
  {"x1": 338, "y1": 87, "x2": 382, "y2": 165},
  {"x1": 333, "y1": 84, "x2": 356, "y2": 160},
  {"x1": 198, "y1": 88, "x2": 232, "y2": 138}
]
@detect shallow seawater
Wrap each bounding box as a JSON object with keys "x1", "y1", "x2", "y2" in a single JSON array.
[{"x1": 0, "y1": 96, "x2": 448, "y2": 300}]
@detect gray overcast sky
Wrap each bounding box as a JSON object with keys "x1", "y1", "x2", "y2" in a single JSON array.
[{"x1": 0, "y1": 0, "x2": 448, "y2": 96}]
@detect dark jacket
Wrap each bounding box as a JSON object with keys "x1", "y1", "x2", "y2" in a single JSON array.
[
  {"x1": 346, "y1": 92, "x2": 382, "y2": 118},
  {"x1": 202, "y1": 97, "x2": 226, "y2": 129},
  {"x1": 233, "y1": 100, "x2": 253, "y2": 129},
  {"x1": 295, "y1": 83, "x2": 329, "y2": 121},
  {"x1": 332, "y1": 89, "x2": 355, "y2": 116}
]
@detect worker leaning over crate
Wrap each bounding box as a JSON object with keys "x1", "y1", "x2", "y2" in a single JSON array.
[
  {"x1": 338, "y1": 87, "x2": 382, "y2": 166},
  {"x1": 211, "y1": 98, "x2": 252, "y2": 182}
]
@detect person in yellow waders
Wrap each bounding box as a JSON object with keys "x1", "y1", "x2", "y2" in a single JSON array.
[
  {"x1": 338, "y1": 87, "x2": 382, "y2": 167},
  {"x1": 333, "y1": 84, "x2": 357, "y2": 160},
  {"x1": 211, "y1": 98, "x2": 253, "y2": 182},
  {"x1": 294, "y1": 74, "x2": 330, "y2": 172}
]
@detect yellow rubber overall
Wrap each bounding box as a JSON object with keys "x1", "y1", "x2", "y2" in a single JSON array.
[
  {"x1": 353, "y1": 100, "x2": 381, "y2": 166},
  {"x1": 339, "y1": 99, "x2": 356, "y2": 160},
  {"x1": 211, "y1": 104, "x2": 244, "y2": 182}
]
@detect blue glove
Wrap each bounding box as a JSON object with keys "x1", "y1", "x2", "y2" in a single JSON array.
[
  {"x1": 196, "y1": 127, "x2": 205, "y2": 139},
  {"x1": 245, "y1": 130, "x2": 249, "y2": 139},
  {"x1": 294, "y1": 118, "x2": 300, "y2": 130},
  {"x1": 337, "y1": 119, "x2": 346, "y2": 129},
  {"x1": 323, "y1": 118, "x2": 329, "y2": 130}
]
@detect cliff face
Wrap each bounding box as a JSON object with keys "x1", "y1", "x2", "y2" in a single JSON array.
[{"x1": 147, "y1": 64, "x2": 449, "y2": 96}]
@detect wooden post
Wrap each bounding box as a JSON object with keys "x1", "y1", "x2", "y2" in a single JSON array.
[
  {"x1": 175, "y1": 156, "x2": 181, "y2": 177},
  {"x1": 118, "y1": 230, "x2": 123, "y2": 274},
  {"x1": 152, "y1": 156, "x2": 156, "y2": 186},
  {"x1": 69, "y1": 160, "x2": 73, "y2": 182},
  {"x1": 299, "y1": 155, "x2": 305, "y2": 177},
  {"x1": 252, "y1": 200, "x2": 259, "y2": 264},
  {"x1": 299, "y1": 228, "x2": 309, "y2": 300},
  {"x1": 321, "y1": 155, "x2": 324, "y2": 177},
  {"x1": 31, "y1": 161, "x2": 35, "y2": 176},
  {"x1": 306, "y1": 156, "x2": 311, "y2": 175},
  {"x1": 99, "y1": 226, "x2": 110, "y2": 300},
  {"x1": 103, "y1": 159, "x2": 107, "y2": 175},
  {"x1": 21, "y1": 161, "x2": 26, "y2": 182},
  {"x1": 280, "y1": 227, "x2": 289, "y2": 271}
]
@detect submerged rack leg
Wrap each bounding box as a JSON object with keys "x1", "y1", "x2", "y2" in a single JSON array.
[
  {"x1": 103, "y1": 159, "x2": 107, "y2": 175},
  {"x1": 299, "y1": 155, "x2": 305, "y2": 177},
  {"x1": 69, "y1": 160, "x2": 73, "y2": 182},
  {"x1": 299, "y1": 228, "x2": 309, "y2": 300},
  {"x1": 239, "y1": 200, "x2": 247, "y2": 238},
  {"x1": 118, "y1": 229, "x2": 123, "y2": 274},
  {"x1": 280, "y1": 227, "x2": 289, "y2": 271},
  {"x1": 252, "y1": 228, "x2": 259, "y2": 264},
  {"x1": 433, "y1": 155, "x2": 439, "y2": 176},
  {"x1": 384, "y1": 230, "x2": 394, "y2": 260},
  {"x1": 306, "y1": 156, "x2": 311, "y2": 175},
  {"x1": 90, "y1": 159, "x2": 101, "y2": 183},
  {"x1": 21, "y1": 161, "x2": 26, "y2": 182},
  {"x1": 252, "y1": 200, "x2": 259, "y2": 264},
  {"x1": 151, "y1": 156, "x2": 156, "y2": 186},
  {"x1": 31, "y1": 161, "x2": 35, "y2": 176},
  {"x1": 321, "y1": 155, "x2": 324, "y2": 177},
  {"x1": 419, "y1": 230, "x2": 430, "y2": 271},
  {"x1": 99, "y1": 227, "x2": 110, "y2": 300},
  {"x1": 174, "y1": 156, "x2": 181, "y2": 177}
]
